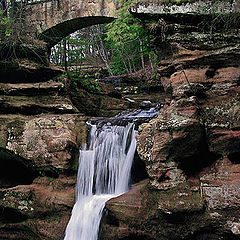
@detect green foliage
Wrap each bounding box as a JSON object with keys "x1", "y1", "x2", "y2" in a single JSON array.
[
  {"x1": 0, "y1": 10, "x2": 12, "y2": 42},
  {"x1": 105, "y1": 0, "x2": 154, "y2": 75},
  {"x1": 51, "y1": 34, "x2": 93, "y2": 66},
  {"x1": 64, "y1": 71, "x2": 101, "y2": 93},
  {"x1": 50, "y1": 0, "x2": 156, "y2": 76},
  {"x1": 105, "y1": 4, "x2": 139, "y2": 45},
  {"x1": 81, "y1": 78, "x2": 101, "y2": 93}
]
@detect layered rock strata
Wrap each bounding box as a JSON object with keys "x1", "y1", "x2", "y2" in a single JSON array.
[
  {"x1": 102, "y1": 0, "x2": 240, "y2": 239},
  {"x1": 0, "y1": 58, "x2": 87, "y2": 240}
]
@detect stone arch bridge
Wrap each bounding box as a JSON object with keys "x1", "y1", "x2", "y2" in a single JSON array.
[
  {"x1": 25, "y1": 0, "x2": 118, "y2": 48},
  {"x1": 25, "y1": 0, "x2": 240, "y2": 48}
]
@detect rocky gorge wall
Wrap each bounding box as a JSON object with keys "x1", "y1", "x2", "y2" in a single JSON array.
[
  {"x1": 0, "y1": 53, "x2": 135, "y2": 239},
  {"x1": 101, "y1": 1, "x2": 240, "y2": 239},
  {"x1": 0, "y1": 58, "x2": 87, "y2": 239},
  {"x1": 0, "y1": 0, "x2": 240, "y2": 239}
]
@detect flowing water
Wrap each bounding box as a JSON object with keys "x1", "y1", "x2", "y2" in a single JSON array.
[{"x1": 63, "y1": 122, "x2": 136, "y2": 240}]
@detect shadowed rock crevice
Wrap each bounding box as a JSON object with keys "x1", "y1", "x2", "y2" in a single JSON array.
[
  {"x1": 176, "y1": 130, "x2": 221, "y2": 177},
  {"x1": 205, "y1": 67, "x2": 217, "y2": 79},
  {"x1": 0, "y1": 225, "x2": 41, "y2": 240},
  {"x1": 0, "y1": 60, "x2": 62, "y2": 83},
  {"x1": 131, "y1": 152, "x2": 149, "y2": 184},
  {"x1": 228, "y1": 152, "x2": 240, "y2": 164},
  {"x1": 0, "y1": 207, "x2": 28, "y2": 223},
  {"x1": 177, "y1": 151, "x2": 219, "y2": 177},
  {"x1": 0, "y1": 148, "x2": 37, "y2": 188},
  {"x1": 36, "y1": 166, "x2": 59, "y2": 179}
]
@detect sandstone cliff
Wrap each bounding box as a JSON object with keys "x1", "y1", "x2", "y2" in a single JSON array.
[
  {"x1": 101, "y1": 0, "x2": 240, "y2": 239},
  {"x1": 0, "y1": 0, "x2": 239, "y2": 239}
]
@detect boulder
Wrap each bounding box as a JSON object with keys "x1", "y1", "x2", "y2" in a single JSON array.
[
  {"x1": 0, "y1": 176, "x2": 76, "y2": 240},
  {"x1": 136, "y1": 96, "x2": 209, "y2": 190},
  {"x1": 102, "y1": 180, "x2": 207, "y2": 240},
  {"x1": 0, "y1": 114, "x2": 87, "y2": 177}
]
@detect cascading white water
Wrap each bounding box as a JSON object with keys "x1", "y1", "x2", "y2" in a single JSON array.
[{"x1": 64, "y1": 122, "x2": 136, "y2": 240}]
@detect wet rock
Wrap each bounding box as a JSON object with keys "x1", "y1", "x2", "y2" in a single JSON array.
[
  {"x1": 140, "y1": 100, "x2": 152, "y2": 108},
  {"x1": 102, "y1": 180, "x2": 207, "y2": 240}
]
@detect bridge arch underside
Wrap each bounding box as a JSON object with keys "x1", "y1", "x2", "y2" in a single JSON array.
[{"x1": 39, "y1": 16, "x2": 115, "y2": 48}]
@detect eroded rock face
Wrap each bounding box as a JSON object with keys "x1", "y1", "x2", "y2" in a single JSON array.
[
  {"x1": 0, "y1": 58, "x2": 88, "y2": 239},
  {"x1": 0, "y1": 113, "x2": 87, "y2": 239},
  {"x1": 137, "y1": 96, "x2": 208, "y2": 189},
  {"x1": 3, "y1": 114, "x2": 87, "y2": 175},
  {"x1": 102, "y1": 2, "x2": 240, "y2": 239},
  {"x1": 0, "y1": 176, "x2": 76, "y2": 240}
]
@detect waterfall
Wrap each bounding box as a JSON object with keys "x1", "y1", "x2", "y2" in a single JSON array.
[{"x1": 64, "y1": 122, "x2": 136, "y2": 240}]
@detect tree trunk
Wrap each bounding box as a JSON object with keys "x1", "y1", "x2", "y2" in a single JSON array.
[
  {"x1": 139, "y1": 38, "x2": 145, "y2": 69},
  {"x1": 94, "y1": 25, "x2": 113, "y2": 76},
  {"x1": 149, "y1": 53, "x2": 154, "y2": 71},
  {"x1": 63, "y1": 39, "x2": 68, "y2": 72}
]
